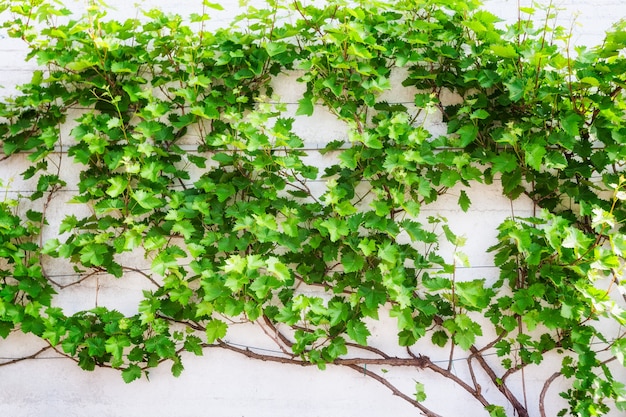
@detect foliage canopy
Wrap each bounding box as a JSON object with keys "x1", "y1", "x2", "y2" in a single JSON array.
[{"x1": 1, "y1": 0, "x2": 626, "y2": 416}]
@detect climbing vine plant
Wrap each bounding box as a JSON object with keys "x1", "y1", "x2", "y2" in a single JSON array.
[{"x1": 1, "y1": 0, "x2": 626, "y2": 415}]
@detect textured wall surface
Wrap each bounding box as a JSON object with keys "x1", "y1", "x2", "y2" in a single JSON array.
[{"x1": 1, "y1": 1, "x2": 625, "y2": 416}]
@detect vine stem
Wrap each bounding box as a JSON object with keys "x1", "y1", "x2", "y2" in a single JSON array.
[
  {"x1": 539, "y1": 372, "x2": 561, "y2": 417},
  {"x1": 211, "y1": 329, "x2": 497, "y2": 416},
  {"x1": 469, "y1": 346, "x2": 529, "y2": 417},
  {"x1": 258, "y1": 315, "x2": 292, "y2": 355},
  {"x1": 422, "y1": 356, "x2": 491, "y2": 409},
  {"x1": 0, "y1": 346, "x2": 54, "y2": 367},
  {"x1": 209, "y1": 339, "x2": 443, "y2": 417},
  {"x1": 344, "y1": 363, "x2": 444, "y2": 417}
]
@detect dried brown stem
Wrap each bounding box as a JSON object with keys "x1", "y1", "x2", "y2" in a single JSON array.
[
  {"x1": 539, "y1": 372, "x2": 561, "y2": 417},
  {"x1": 262, "y1": 315, "x2": 296, "y2": 348},
  {"x1": 211, "y1": 340, "x2": 440, "y2": 416},
  {"x1": 258, "y1": 316, "x2": 292, "y2": 355},
  {"x1": 211, "y1": 340, "x2": 431, "y2": 367},
  {"x1": 122, "y1": 266, "x2": 161, "y2": 287},
  {"x1": 470, "y1": 346, "x2": 529, "y2": 417},
  {"x1": 345, "y1": 342, "x2": 391, "y2": 359},
  {"x1": 343, "y1": 363, "x2": 444, "y2": 417},
  {"x1": 423, "y1": 356, "x2": 491, "y2": 408},
  {"x1": 0, "y1": 346, "x2": 54, "y2": 367}
]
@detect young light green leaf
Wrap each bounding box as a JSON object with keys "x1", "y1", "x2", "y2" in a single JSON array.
[
  {"x1": 346, "y1": 320, "x2": 370, "y2": 345},
  {"x1": 296, "y1": 94, "x2": 314, "y2": 116},
  {"x1": 414, "y1": 381, "x2": 427, "y2": 402},
  {"x1": 205, "y1": 319, "x2": 228, "y2": 344},
  {"x1": 122, "y1": 364, "x2": 143, "y2": 383}
]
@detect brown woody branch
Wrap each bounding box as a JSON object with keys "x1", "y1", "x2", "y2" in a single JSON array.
[
  {"x1": 0, "y1": 346, "x2": 54, "y2": 367},
  {"x1": 210, "y1": 339, "x2": 442, "y2": 417},
  {"x1": 470, "y1": 346, "x2": 529, "y2": 417}
]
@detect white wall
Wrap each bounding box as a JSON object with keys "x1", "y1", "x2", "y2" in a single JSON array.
[{"x1": 1, "y1": 1, "x2": 625, "y2": 416}]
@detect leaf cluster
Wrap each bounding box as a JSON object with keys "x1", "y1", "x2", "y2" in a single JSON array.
[{"x1": 1, "y1": 1, "x2": 626, "y2": 416}]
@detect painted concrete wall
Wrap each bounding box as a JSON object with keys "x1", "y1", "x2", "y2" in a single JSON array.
[{"x1": 0, "y1": 1, "x2": 625, "y2": 416}]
